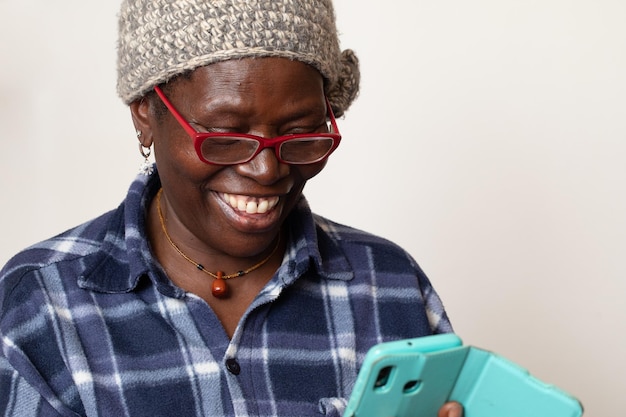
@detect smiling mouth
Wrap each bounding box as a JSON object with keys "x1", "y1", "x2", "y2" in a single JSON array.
[{"x1": 221, "y1": 192, "x2": 280, "y2": 215}]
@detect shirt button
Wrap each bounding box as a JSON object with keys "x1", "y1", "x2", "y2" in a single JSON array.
[{"x1": 225, "y1": 358, "x2": 241, "y2": 375}]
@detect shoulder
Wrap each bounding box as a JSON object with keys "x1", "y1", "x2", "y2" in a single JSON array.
[
  {"x1": 0, "y1": 208, "x2": 121, "y2": 310},
  {"x1": 313, "y1": 213, "x2": 420, "y2": 270},
  {"x1": 1, "y1": 208, "x2": 119, "y2": 274},
  {"x1": 309, "y1": 213, "x2": 453, "y2": 335}
]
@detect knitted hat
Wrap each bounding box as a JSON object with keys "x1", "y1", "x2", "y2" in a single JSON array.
[{"x1": 116, "y1": 0, "x2": 360, "y2": 116}]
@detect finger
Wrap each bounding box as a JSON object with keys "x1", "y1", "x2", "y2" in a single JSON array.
[{"x1": 437, "y1": 401, "x2": 464, "y2": 417}]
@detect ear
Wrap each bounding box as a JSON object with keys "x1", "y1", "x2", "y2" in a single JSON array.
[{"x1": 130, "y1": 97, "x2": 155, "y2": 148}]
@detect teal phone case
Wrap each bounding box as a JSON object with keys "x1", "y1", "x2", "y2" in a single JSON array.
[{"x1": 343, "y1": 334, "x2": 583, "y2": 417}]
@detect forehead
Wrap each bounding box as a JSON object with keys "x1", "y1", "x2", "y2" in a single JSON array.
[{"x1": 166, "y1": 58, "x2": 326, "y2": 114}]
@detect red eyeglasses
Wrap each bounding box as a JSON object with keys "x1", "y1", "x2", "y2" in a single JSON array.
[{"x1": 153, "y1": 86, "x2": 342, "y2": 165}]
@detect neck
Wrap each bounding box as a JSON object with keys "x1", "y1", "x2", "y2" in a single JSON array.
[{"x1": 152, "y1": 188, "x2": 283, "y2": 299}]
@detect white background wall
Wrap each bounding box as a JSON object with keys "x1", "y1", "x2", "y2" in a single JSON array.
[{"x1": 1, "y1": 0, "x2": 624, "y2": 415}]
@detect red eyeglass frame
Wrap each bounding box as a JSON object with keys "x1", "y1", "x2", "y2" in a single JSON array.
[{"x1": 153, "y1": 86, "x2": 342, "y2": 165}]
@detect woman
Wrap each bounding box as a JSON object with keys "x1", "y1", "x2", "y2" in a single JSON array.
[{"x1": 0, "y1": 0, "x2": 462, "y2": 416}]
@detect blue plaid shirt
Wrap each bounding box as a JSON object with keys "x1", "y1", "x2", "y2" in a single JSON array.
[{"x1": 0, "y1": 172, "x2": 452, "y2": 417}]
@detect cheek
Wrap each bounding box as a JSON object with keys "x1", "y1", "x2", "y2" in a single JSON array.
[
  {"x1": 279, "y1": 161, "x2": 327, "y2": 214},
  {"x1": 297, "y1": 160, "x2": 328, "y2": 182},
  {"x1": 152, "y1": 126, "x2": 222, "y2": 183}
]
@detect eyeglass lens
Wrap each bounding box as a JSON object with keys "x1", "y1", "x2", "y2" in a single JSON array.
[{"x1": 199, "y1": 136, "x2": 335, "y2": 164}]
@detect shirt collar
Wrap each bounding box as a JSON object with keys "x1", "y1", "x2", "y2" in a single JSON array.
[
  {"x1": 79, "y1": 170, "x2": 353, "y2": 295},
  {"x1": 282, "y1": 197, "x2": 354, "y2": 284},
  {"x1": 78, "y1": 171, "x2": 183, "y2": 296}
]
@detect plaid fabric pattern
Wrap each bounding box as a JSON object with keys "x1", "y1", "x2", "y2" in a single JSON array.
[{"x1": 0, "y1": 172, "x2": 452, "y2": 417}]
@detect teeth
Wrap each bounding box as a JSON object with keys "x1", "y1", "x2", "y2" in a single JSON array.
[{"x1": 222, "y1": 193, "x2": 279, "y2": 214}]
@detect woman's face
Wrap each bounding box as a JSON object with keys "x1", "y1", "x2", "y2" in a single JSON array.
[{"x1": 132, "y1": 58, "x2": 328, "y2": 258}]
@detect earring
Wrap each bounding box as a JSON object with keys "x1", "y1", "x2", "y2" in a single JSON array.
[{"x1": 138, "y1": 137, "x2": 154, "y2": 176}]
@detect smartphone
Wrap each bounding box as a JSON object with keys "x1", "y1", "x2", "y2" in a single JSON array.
[{"x1": 343, "y1": 333, "x2": 583, "y2": 417}]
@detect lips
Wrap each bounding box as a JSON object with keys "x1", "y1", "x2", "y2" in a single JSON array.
[{"x1": 221, "y1": 192, "x2": 280, "y2": 215}]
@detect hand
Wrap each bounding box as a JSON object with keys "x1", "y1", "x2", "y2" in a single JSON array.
[{"x1": 438, "y1": 401, "x2": 463, "y2": 417}]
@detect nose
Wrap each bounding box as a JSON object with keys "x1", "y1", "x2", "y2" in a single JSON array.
[{"x1": 235, "y1": 147, "x2": 290, "y2": 185}]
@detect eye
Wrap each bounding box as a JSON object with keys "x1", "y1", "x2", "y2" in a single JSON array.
[
  {"x1": 194, "y1": 124, "x2": 241, "y2": 134},
  {"x1": 282, "y1": 119, "x2": 329, "y2": 136},
  {"x1": 206, "y1": 136, "x2": 241, "y2": 146},
  {"x1": 189, "y1": 116, "x2": 248, "y2": 134}
]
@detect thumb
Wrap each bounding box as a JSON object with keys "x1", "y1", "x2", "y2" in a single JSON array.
[{"x1": 437, "y1": 401, "x2": 464, "y2": 417}]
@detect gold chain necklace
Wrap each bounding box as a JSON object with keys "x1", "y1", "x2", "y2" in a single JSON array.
[{"x1": 156, "y1": 188, "x2": 281, "y2": 299}]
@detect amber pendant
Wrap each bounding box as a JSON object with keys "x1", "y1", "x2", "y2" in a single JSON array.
[{"x1": 211, "y1": 272, "x2": 229, "y2": 298}]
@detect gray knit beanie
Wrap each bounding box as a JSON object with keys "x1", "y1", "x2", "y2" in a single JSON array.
[{"x1": 116, "y1": 0, "x2": 360, "y2": 116}]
